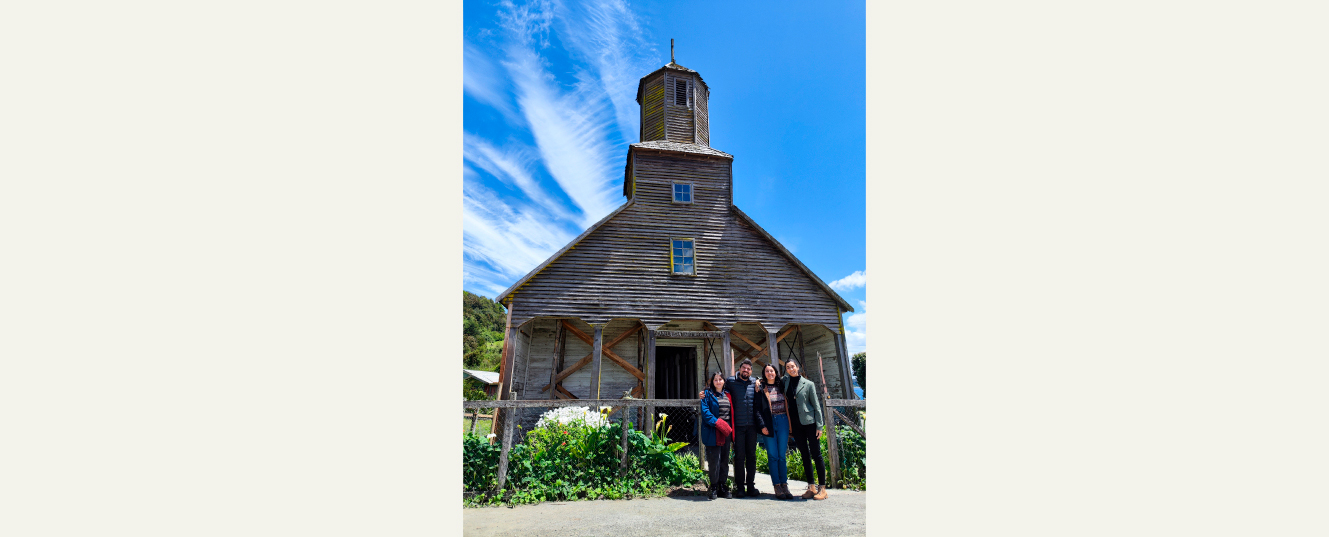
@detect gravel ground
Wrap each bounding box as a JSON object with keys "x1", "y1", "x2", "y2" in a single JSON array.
[{"x1": 462, "y1": 467, "x2": 866, "y2": 537}]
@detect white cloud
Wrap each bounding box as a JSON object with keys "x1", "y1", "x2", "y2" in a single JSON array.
[
  {"x1": 844, "y1": 299, "x2": 867, "y2": 356},
  {"x1": 830, "y1": 270, "x2": 867, "y2": 292},
  {"x1": 463, "y1": 42, "x2": 517, "y2": 122}
]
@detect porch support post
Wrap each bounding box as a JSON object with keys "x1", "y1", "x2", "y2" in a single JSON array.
[
  {"x1": 548, "y1": 320, "x2": 564, "y2": 400},
  {"x1": 768, "y1": 328, "x2": 781, "y2": 373},
  {"x1": 835, "y1": 315, "x2": 857, "y2": 399},
  {"x1": 721, "y1": 330, "x2": 733, "y2": 378},
  {"x1": 494, "y1": 301, "x2": 516, "y2": 433},
  {"x1": 589, "y1": 325, "x2": 604, "y2": 400},
  {"x1": 645, "y1": 329, "x2": 656, "y2": 428}
]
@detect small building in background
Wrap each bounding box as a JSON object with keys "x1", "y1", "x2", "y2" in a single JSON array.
[{"x1": 462, "y1": 369, "x2": 501, "y2": 399}]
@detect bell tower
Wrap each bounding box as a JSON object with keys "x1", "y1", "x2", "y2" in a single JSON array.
[{"x1": 635, "y1": 40, "x2": 711, "y2": 146}]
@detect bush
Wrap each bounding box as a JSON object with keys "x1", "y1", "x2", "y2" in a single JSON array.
[{"x1": 463, "y1": 409, "x2": 706, "y2": 507}]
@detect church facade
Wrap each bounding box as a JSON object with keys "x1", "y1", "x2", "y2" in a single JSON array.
[{"x1": 492, "y1": 57, "x2": 859, "y2": 427}]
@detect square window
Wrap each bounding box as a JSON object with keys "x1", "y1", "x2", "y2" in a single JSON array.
[
  {"x1": 672, "y1": 183, "x2": 692, "y2": 203},
  {"x1": 671, "y1": 239, "x2": 695, "y2": 275}
]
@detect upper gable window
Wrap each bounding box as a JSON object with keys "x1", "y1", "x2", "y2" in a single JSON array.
[
  {"x1": 672, "y1": 78, "x2": 690, "y2": 108},
  {"x1": 672, "y1": 183, "x2": 693, "y2": 203},
  {"x1": 671, "y1": 239, "x2": 695, "y2": 275}
]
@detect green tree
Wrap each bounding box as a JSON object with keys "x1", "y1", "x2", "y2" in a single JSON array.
[
  {"x1": 463, "y1": 291, "x2": 507, "y2": 401},
  {"x1": 851, "y1": 352, "x2": 866, "y2": 390}
]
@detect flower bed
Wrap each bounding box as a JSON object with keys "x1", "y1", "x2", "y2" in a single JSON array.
[{"x1": 463, "y1": 407, "x2": 706, "y2": 507}]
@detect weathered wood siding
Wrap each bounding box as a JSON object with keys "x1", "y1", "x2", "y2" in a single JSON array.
[
  {"x1": 695, "y1": 83, "x2": 710, "y2": 147},
  {"x1": 640, "y1": 74, "x2": 665, "y2": 142},
  {"x1": 663, "y1": 73, "x2": 695, "y2": 143},
  {"x1": 505, "y1": 148, "x2": 843, "y2": 330}
]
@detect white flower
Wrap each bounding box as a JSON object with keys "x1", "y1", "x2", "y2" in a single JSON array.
[
  {"x1": 486, "y1": 433, "x2": 497, "y2": 439},
  {"x1": 535, "y1": 406, "x2": 609, "y2": 428}
]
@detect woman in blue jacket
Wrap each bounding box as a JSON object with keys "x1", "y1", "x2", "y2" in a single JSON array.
[{"x1": 699, "y1": 370, "x2": 734, "y2": 500}]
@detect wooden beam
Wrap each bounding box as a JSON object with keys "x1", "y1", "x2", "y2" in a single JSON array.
[
  {"x1": 555, "y1": 385, "x2": 577, "y2": 400},
  {"x1": 495, "y1": 407, "x2": 517, "y2": 491},
  {"x1": 540, "y1": 323, "x2": 644, "y2": 392},
  {"x1": 768, "y1": 329, "x2": 780, "y2": 373},
  {"x1": 645, "y1": 329, "x2": 656, "y2": 427},
  {"x1": 601, "y1": 347, "x2": 646, "y2": 381},
  {"x1": 544, "y1": 319, "x2": 560, "y2": 398},
  {"x1": 721, "y1": 330, "x2": 733, "y2": 378},
  {"x1": 589, "y1": 326, "x2": 604, "y2": 399}
]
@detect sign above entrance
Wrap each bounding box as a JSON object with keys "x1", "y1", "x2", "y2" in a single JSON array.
[{"x1": 655, "y1": 330, "x2": 725, "y2": 339}]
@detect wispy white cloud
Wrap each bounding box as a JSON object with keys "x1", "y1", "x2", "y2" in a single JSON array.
[
  {"x1": 461, "y1": 176, "x2": 574, "y2": 282},
  {"x1": 844, "y1": 300, "x2": 867, "y2": 356},
  {"x1": 553, "y1": 0, "x2": 655, "y2": 144},
  {"x1": 830, "y1": 270, "x2": 867, "y2": 292},
  {"x1": 463, "y1": 42, "x2": 518, "y2": 122},
  {"x1": 462, "y1": 134, "x2": 578, "y2": 224}
]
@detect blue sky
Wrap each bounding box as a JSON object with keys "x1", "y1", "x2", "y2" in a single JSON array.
[{"x1": 462, "y1": 0, "x2": 867, "y2": 355}]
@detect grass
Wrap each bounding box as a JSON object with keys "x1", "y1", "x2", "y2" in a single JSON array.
[{"x1": 462, "y1": 415, "x2": 494, "y2": 436}]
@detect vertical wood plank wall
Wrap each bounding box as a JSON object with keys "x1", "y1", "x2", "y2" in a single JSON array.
[
  {"x1": 640, "y1": 74, "x2": 665, "y2": 142},
  {"x1": 695, "y1": 84, "x2": 710, "y2": 146},
  {"x1": 663, "y1": 73, "x2": 696, "y2": 143}
]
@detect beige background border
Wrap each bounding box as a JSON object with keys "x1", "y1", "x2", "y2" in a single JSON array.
[{"x1": 3, "y1": 0, "x2": 1327, "y2": 535}]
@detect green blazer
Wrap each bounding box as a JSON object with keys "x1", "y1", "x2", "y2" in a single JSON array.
[{"x1": 781, "y1": 374, "x2": 824, "y2": 428}]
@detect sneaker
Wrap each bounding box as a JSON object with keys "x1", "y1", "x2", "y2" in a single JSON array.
[
  {"x1": 724, "y1": 486, "x2": 732, "y2": 499},
  {"x1": 708, "y1": 490, "x2": 717, "y2": 501}
]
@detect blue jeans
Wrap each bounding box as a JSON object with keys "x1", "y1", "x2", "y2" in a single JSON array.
[{"x1": 761, "y1": 413, "x2": 790, "y2": 485}]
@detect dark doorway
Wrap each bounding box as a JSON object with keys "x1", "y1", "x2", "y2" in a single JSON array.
[{"x1": 654, "y1": 346, "x2": 697, "y2": 451}]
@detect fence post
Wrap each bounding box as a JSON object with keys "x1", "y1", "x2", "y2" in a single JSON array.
[
  {"x1": 817, "y1": 352, "x2": 841, "y2": 489},
  {"x1": 468, "y1": 411, "x2": 478, "y2": 434},
  {"x1": 620, "y1": 406, "x2": 631, "y2": 472},
  {"x1": 823, "y1": 398, "x2": 841, "y2": 488},
  {"x1": 495, "y1": 406, "x2": 517, "y2": 492}
]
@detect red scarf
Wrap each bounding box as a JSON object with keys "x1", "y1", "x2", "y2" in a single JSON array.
[{"x1": 714, "y1": 392, "x2": 734, "y2": 445}]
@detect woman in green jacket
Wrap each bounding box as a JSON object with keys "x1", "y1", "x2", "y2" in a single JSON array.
[{"x1": 783, "y1": 358, "x2": 828, "y2": 500}]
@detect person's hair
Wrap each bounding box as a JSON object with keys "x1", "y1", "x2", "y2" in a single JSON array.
[
  {"x1": 761, "y1": 363, "x2": 779, "y2": 385},
  {"x1": 707, "y1": 370, "x2": 726, "y2": 393},
  {"x1": 738, "y1": 358, "x2": 753, "y2": 369}
]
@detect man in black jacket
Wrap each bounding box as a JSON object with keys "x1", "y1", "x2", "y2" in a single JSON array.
[{"x1": 701, "y1": 359, "x2": 760, "y2": 497}]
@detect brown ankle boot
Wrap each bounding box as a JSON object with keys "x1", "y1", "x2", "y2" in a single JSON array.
[
  {"x1": 800, "y1": 484, "x2": 816, "y2": 499},
  {"x1": 813, "y1": 484, "x2": 828, "y2": 500}
]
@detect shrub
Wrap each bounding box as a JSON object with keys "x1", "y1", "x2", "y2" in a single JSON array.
[{"x1": 463, "y1": 411, "x2": 705, "y2": 507}]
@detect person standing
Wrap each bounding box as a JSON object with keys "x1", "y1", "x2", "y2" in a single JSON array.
[
  {"x1": 754, "y1": 363, "x2": 794, "y2": 499},
  {"x1": 699, "y1": 358, "x2": 760, "y2": 497},
  {"x1": 784, "y1": 358, "x2": 828, "y2": 500},
  {"x1": 699, "y1": 370, "x2": 734, "y2": 500}
]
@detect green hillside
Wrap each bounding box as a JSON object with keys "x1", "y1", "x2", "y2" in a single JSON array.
[{"x1": 463, "y1": 291, "x2": 507, "y2": 371}]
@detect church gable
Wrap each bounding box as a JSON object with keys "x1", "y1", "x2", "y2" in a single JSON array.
[{"x1": 499, "y1": 198, "x2": 849, "y2": 328}]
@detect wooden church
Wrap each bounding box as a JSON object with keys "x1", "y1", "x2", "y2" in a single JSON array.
[{"x1": 493, "y1": 52, "x2": 859, "y2": 431}]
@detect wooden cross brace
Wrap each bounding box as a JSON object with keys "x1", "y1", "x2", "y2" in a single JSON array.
[
  {"x1": 541, "y1": 321, "x2": 645, "y2": 393},
  {"x1": 729, "y1": 327, "x2": 796, "y2": 369}
]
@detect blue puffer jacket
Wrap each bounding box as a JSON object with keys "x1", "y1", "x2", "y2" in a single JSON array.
[{"x1": 699, "y1": 390, "x2": 733, "y2": 447}]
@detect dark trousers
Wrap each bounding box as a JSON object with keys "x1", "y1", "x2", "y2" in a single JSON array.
[
  {"x1": 705, "y1": 443, "x2": 731, "y2": 491},
  {"x1": 730, "y1": 425, "x2": 759, "y2": 489},
  {"x1": 792, "y1": 420, "x2": 826, "y2": 486}
]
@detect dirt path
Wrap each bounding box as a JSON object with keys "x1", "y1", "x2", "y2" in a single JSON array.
[{"x1": 463, "y1": 469, "x2": 866, "y2": 537}]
